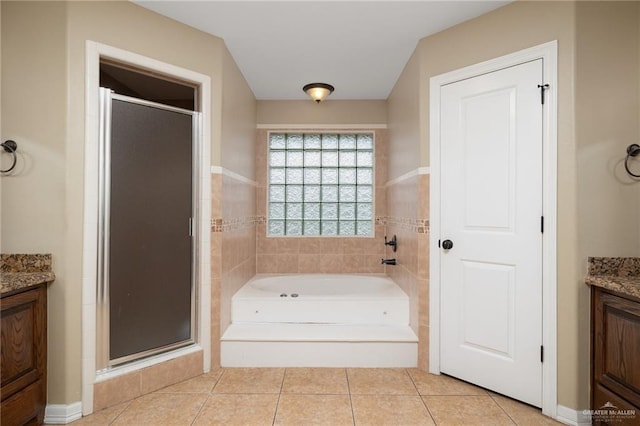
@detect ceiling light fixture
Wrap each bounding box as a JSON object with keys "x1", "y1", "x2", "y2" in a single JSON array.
[{"x1": 303, "y1": 83, "x2": 334, "y2": 103}]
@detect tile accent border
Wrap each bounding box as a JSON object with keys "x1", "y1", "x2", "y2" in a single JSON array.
[
  {"x1": 244, "y1": 216, "x2": 430, "y2": 234},
  {"x1": 211, "y1": 216, "x2": 263, "y2": 233},
  {"x1": 378, "y1": 217, "x2": 430, "y2": 234}
]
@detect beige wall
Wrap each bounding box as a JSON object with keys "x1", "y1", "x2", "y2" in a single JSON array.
[
  {"x1": 387, "y1": 51, "x2": 421, "y2": 181},
  {"x1": 574, "y1": 2, "x2": 640, "y2": 411},
  {"x1": 221, "y1": 46, "x2": 257, "y2": 178},
  {"x1": 257, "y1": 100, "x2": 387, "y2": 126},
  {"x1": 2, "y1": 0, "x2": 255, "y2": 406},
  {"x1": 1, "y1": 0, "x2": 71, "y2": 403},
  {"x1": 576, "y1": 1, "x2": 640, "y2": 259}
]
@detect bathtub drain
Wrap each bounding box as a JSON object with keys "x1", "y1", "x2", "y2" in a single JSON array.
[{"x1": 291, "y1": 293, "x2": 299, "y2": 298}]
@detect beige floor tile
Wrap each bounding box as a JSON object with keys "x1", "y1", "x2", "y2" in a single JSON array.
[
  {"x1": 281, "y1": 368, "x2": 349, "y2": 394},
  {"x1": 347, "y1": 368, "x2": 418, "y2": 395},
  {"x1": 492, "y1": 394, "x2": 562, "y2": 425},
  {"x1": 274, "y1": 394, "x2": 353, "y2": 426},
  {"x1": 201, "y1": 367, "x2": 224, "y2": 380},
  {"x1": 65, "y1": 401, "x2": 131, "y2": 425},
  {"x1": 213, "y1": 368, "x2": 284, "y2": 394},
  {"x1": 155, "y1": 373, "x2": 221, "y2": 394},
  {"x1": 408, "y1": 369, "x2": 488, "y2": 396},
  {"x1": 423, "y1": 395, "x2": 515, "y2": 425},
  {"x1": 192, "y1": 394, "x2": 279, "y2": 426},
  {"x1": 111, "y1": 393, "x2": 207, "y2": 425},
  {"x1": 351, "y1": 395, "x2": 435, "y2": 425}
]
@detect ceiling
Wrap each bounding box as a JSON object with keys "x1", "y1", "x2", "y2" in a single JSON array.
[{"x1": 134, "y1": 1, "x2": 511, "y2": 100}]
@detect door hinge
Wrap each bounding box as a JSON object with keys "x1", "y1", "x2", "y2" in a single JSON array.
[
  {"x1": 189, "y1": 217, "x2": 193, "y2": 237},
  {"x1": 541, "y1": 216, "x2": 544, "y2": 233},
  {"x1": 438, "y1": 239, "x2": 441, "y2": 248},
  {"x1": 540, "y1": 345, "x2": 544, "y2": 363},
  {"x1": 537, "y1": 84, "x2": 550, "y2": 104}
]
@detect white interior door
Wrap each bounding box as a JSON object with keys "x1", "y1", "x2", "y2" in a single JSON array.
[{"x1": 439, "y1": 59, "x2": 543, "y2": 407}]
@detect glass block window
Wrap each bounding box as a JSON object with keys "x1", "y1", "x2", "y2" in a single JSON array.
[{"x1": 268, "y1": 133, "x2": 374, "y2": 236}]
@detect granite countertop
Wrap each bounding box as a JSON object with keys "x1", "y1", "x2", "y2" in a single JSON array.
[
  {"x1": 1, "y1": 254, "x2": 55, "y2": 295},
  {"x1": 585, "y1": 257, "x2": 640, "y2": 300}
]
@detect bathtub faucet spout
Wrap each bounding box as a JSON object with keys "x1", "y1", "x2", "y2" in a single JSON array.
[{"x1": 381, "y1": 258, "x2": 396, "y2": 266}]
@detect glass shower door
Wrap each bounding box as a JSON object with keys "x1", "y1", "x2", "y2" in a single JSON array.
[{"x1": 98, "y1": 88, "x2": 196, "y2": 367}]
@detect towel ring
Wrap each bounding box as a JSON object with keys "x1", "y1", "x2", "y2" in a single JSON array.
[
  {"x1": 625, "y1": 144, "x2": 640, "y2": 178},
  {"x1": 1, "y1": 140, "x2": 17, "y2": 173}
]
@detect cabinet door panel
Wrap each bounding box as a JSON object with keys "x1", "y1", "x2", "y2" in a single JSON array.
[
  {"x1": 1, "y1": 285, "x2": 47, "y2": 425},
  {"x1": 593, "y1": 289, "x2": 640, "y2": 409}
]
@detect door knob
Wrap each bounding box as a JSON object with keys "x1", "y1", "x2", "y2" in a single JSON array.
[{"x1": 442, "y1": 239, "x2": 454, "y2": 250}]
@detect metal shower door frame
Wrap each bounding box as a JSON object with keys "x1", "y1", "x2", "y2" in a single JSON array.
[{"x1": 96, "y1": 88, "x2": 199, "y2": 370}]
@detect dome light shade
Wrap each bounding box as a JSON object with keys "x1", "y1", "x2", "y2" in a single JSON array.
[{"x1": 303, "y1": 83, "x2": 335, "y2": 103}]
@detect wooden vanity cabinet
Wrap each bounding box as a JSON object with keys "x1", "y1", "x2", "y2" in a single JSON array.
[
  {"x1": 591, "y1": 286, "x2": 640, "y2": 425},
  {"x1": 1, "y1": 284, "x2": 47, "y2": 426}
]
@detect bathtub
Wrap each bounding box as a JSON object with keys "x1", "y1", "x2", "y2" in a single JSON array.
[
  {"x1": 222, "y1": 274, "x2": 418, "y2": 367},
  {"x1": 231, "y1": 274, "x2": 410, "y2": 325}
]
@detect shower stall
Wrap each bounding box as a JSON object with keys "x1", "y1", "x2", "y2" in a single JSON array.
[{"x1": 96, "y1": 87, "x2": 198, "y2": 369}]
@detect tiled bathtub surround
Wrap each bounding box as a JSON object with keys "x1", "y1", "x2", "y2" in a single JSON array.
[
  {"x1": 585, "y1": 257, "x2": 640, "y2": 299},
  {"x1": 385, "y1": 171, "x2": 430, "y2": 370},
  {"x1": 211, "y1": 170, "x2": 258, "y2": 368},
  {"x1": 255, "y1": 129, "x2": 388, "y2": 274}
]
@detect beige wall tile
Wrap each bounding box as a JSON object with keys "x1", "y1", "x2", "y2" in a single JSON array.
[
  {"x1": 276, "y1": 254, "x2": 299, "y2": 273},
  {"x1": 277, "y1": 239, "x2": 300, "y2": 254},
  {"x1": 140, "y1": 350, "x2": 203, "y2": 394},
  {"x1": 93, "y1": 372, "x2": 141, "y2": 412},
  {"x1": 418, "y1": 326, "x2": 429, "y2": 371},
  {"x1": 210, "y1": 255, "x2": 222, "y2": 279},
  {"x1": 155, "y1": 373, "x2": 221, "y2": 394},
  {"x1": 257, "y1": 254, "x2": 279, "y2": 273},
  {"x1": 298, "y1": 238, "x2": 322, "y2": 254},
  {"x1": 298, "y1": 254, "x2": 320, "y2": 273}
]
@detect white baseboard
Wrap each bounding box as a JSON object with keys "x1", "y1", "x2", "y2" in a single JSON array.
[
  {"x1": 44, "y1": 402, "x2": 83, "y2": 424},
  {"x1": 556, "y1": 404, "x2": 591, "y2": 426}
]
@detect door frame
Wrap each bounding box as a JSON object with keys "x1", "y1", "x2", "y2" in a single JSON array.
[
  {"x1": 81, "y1": 41, "x2": 212, "y2": 414},
  {"x1": 428, "y1": 41, "x2": 558, "y2": 417}
]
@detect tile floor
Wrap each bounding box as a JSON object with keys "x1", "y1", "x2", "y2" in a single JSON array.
[{"x1": 66, "y1": 368, "x2": 562, "y2": 425}]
